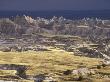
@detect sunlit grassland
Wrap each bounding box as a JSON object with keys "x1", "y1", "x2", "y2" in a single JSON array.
[{"x1": 0, "y1": 47, "x2": 100, "y2": 76}]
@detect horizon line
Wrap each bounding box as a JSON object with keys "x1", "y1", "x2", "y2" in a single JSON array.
[{"x1": 0, "y1": 9, "x2": 110, "y2": 12}]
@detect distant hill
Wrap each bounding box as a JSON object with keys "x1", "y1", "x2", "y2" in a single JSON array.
[{"x1": 0, "y1": 15, "x2": 110, "y2": 40}]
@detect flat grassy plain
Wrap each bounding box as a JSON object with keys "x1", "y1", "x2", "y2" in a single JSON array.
[{"x1": 0, "y1": 47, "x2": 109, "y2": 82}]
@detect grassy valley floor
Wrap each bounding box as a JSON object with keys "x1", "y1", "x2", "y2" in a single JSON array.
[{"x1": 0, "y1": 47, "x2": 109, "y2": 82}]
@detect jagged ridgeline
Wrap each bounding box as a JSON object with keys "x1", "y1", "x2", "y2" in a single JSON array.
[{"x1": 0, "y1": 15, "x2": 110, "y2": 39}]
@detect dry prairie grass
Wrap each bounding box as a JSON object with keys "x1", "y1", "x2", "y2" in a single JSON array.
[
  {"x1": 0, "y1": 47, "x2": 107, "y2": 82},
  {"x1": 0, "y1": 48, "x2": 100, "y2": 76}
]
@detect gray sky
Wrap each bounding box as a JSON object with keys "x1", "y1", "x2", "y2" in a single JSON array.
[{"x1": 0, "y1": 0, "x2": 110, "y2": 11}]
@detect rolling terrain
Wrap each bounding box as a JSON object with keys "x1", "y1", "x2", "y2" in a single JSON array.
[{"x1": 0, "y1": 16, "x2": 110, "y2": 81}]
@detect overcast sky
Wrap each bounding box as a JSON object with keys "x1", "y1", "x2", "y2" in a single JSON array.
[{"x1": 0, "y1": 0, "x2": 110, "y2": 11}]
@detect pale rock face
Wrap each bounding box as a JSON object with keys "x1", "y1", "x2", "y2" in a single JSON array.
[
  {"x1": 43, "y1": 77, "x2": 57, "y2": 82},
  {"x1": 24, "y1": 15, "x2": 36, "y2": 24},
  {"x1": 100, "y1": 59, "x2": 110, "y2": 65},
  {"x1": 72, "y1": 68, "x2": 95, "y2": 76}
]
